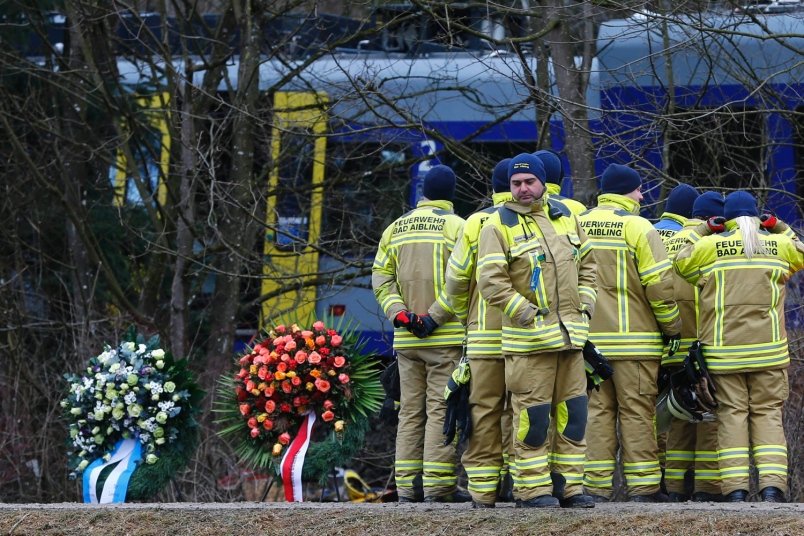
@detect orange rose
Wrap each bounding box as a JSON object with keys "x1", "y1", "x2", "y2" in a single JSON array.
[
  {"x1": 330, "y1": 335, "x2": 342, "y2": 347},
  {"x1": 265, "y1": 400, "x2": 276, "y2": 413},
  {"x1": 291, "y1": 376, "x2": 302, "y2": 386},
  {"x1": 315, "y1": 335, "x2": 327, "y2": 347},
  {"x1": 313, "y1": 321, "x2": 325, "y2": 331},
  {"x1": 247, "y1": 417, "x2": 257, "y2": 428},
  {"x1": 338, "y1": 373, "x2": 350, "y2": 384},
  {"x1": 306, "y1": 338, "x2": 316, "y2": 349},
  {"x1": 308, "y1": 351, "x2": 321, "y2": 365},
  {"x1": 285, "y1": 340, "x2": 297, "y2": 352},
  {"x1": 310, "y1": 369, "x2": 322, "y2": 378},
  {"x1": 275, "y1": 325, "x2": 286, "y2": 334},
  {"x1": 301, "y1": 330, "x2": 313, "y2": 339},
  {"x1": 323, "y1": 400, "x2": 334, "y2": 410},
  {"x1": 258, "y1": 366, "x2": 268, "y2": 380},
  {"x1": 294, "y1": 351, "x2": 307, "y2": 364},
  {"x1": 276, "y1": 362, "x2": 287, "y2": 373},
  {"x1": 282, "y1": 380, "x2": 293, "y2": 393},
  {"x1": 333, "y1": 356, "x2": 346, "y2": 368},
  {"x1": 279, "y1": 433, "x2": 291, "y2": 445},
  {"x1": 274, "y1": 371, "x2": 286, "y2": 381},
  {"x1": 315, "y1": 379, "x2": 331, "y2": 393},
  {"x1": 263, "y1": 419, "x2": 274, "y2": 431},
  {"x1": 239, "y1": 404, "x2": 251, "y2": 416},
  {"x1": 263, "y1": 387, "x2": 274, "y2": 398},
  {"x1": 321, "y1": 410, "x2": 335, "y2": 422},
  {"x1": 246, "y1": 380, "x2": 256, "y2": 392}
]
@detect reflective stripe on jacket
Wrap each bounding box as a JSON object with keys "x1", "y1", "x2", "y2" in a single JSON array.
[
  {"x1": 372, "y1": 199, "x2": 465, "y2": 349},
  {"x1": 673, "y1": 220, "x2": 804, "y2": 373},
  {"x1": 445, "y1": 192, "x2": 512, "y2": 356},
  {"x1": 476, "y1": 197, "x2": 597, "y2": 355},
  {"x1": 546, "y1": 183, "x2": 587, "y2": 217},
  {"x1": 578, "y1": 194, "x2": 681, "y2": 360},
  {"x1": 657, "y1": 218, "x2": 703, "y2": 365}
]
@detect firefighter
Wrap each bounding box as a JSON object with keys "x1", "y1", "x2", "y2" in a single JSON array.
[
  {"x1": 578, "y1": 164, "x2": 681, "y2": 503},
  {"x1": 477, "y1": 153, "x2": 598, "y2": 508},
  {"x1": 659, "y1": 190, "x2": 724, "y2": 502},
  {"x1": 533, "y1": 150, "x2": 587, "y2": 216},
  {"x1": 674, "y1": 191, "x2": 804, "y2": 503},
  {"x1": 444, "y1": 158, "x2": 515, "y2": 508},
  {"x1": 372, "y1": 165, "x2": 469, "y2": 503}
]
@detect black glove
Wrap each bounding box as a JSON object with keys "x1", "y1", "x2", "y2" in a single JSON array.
[
  {"x1": 378, "y1": 360, "x2": 401, "y2": 425},
  {"x1": 443, "y1": 359, "x2": 472, "y2": 444},
  {"x1": 663, "y1": 333, "x2": 681, "y2": 357},
  {"x1": 706, "y1": 216, "x2": 726, "y2": 233},
  {"x1": 760, "y1": 214, "x2": 790, "y2": 234},
  {"x1": 657, "y1": 365, "x2": 672, "y2": 393},
  {"x1": 583, "y1": 341, "x2": 615, "y2": 392},
  {"x1": 411, "y1": 315, "x2": 438, "y2": 339},
  {"x1": 683, "y1": 341, "x2": 718, "y2": 411},
  {"x1": 393, "y1": 311, "x2": 417, "y2": 329}
]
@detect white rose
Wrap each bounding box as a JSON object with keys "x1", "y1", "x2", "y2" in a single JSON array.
[
  {"x1": 151, "y1": 349, "x2": 165, "y2": 359},
  {"x1": 123, "y1": 342, "x2": 135, "y2": 352},
  {"x1": 70, "y1": 408, "x2": 82, "y2": 416},
  {"x1": 138, "y1": 344, "x2": 147, "y2": 354},
  {"x1": 163, "y1": 382, "x2": 176, "y2": 393},
  {"x1": 155, "y1": 361, "x2": 164, "y2": 370},
  {"x1": 109, "y1": 363, "x2": 120, "y2": 373}
]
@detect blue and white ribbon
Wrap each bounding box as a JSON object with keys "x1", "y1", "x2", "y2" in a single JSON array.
[{"x1": 83, "y1": 438, "x2": 142, "y2": 503}]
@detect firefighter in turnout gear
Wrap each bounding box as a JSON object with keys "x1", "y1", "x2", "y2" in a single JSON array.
[
  {"x1": 660, "y1": 191, "x2": 724, "y2": 502},
  {"x1": 477, "y1": 153, "x2": 598, "y2": 509},
  {"x1": 578, "y1": 164, "x2": 681, "y2": 503},
  {"x1": 674, "y1": 191, "x2": 804, "y2": 503},
  {"x1": 444, "y1": 159, "x2": 515, "y2": 508},
  {"x1": 372, "y1": 165, "x2": 469, "y2": 503},
  {"x1": 533, "y1": 150, "x2": 587, "y2": 217},
  {"x1": 653, "y1": 184, "x2": 698, "y2": 482}
]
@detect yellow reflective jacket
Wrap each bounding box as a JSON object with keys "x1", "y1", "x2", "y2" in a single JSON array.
[
  {"x1": 372, "y1": 199, "x2": 465, "y2": 349},
  {"x1": 658, "y1": 218, "x2": 703, "y2": 366},
  {"x1": 444, "y1": 192, "x2": 513, "y2": 357},
  {"x1": 546, "y1": 183, "x2": 587, "y2": 216},
  {"x1": 673, "y1": 220, "x2": 804, "y2": 373},
  {"x1": 578, "y1": 194, "x2": 681, "y2": 360},
  {"x1": 476, "y1": 197, "x2": 597, "y2": 355}
]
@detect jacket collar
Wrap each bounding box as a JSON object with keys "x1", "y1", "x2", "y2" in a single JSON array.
[
  {"x1": 417, "y1": 199, "x2": 454, "y2": 211},
  {"x1": 683, "y1": 218, "x2": 702, "y2": 228},
  {"x1": 504, "y1": 196, "x2": 545, "y2": 215},
  {"x1": 546, "y1": 183, "x2": 562, "y2": 196},
  {"x1": 492, "y1": 192, "x2": 513, "y2": 205},
  {"x1": 659, "y1": 212, "x2": 688, "y2": 227},
  {"x1": 597, "y1": 193, "x2": 640, "y2": 214}
]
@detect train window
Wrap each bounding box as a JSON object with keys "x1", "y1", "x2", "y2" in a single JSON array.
[
  {"x1": 321, "y1": 143, "x2": 409, "y2": 255},
  {"x1": 666, "y1": 107, "x2": 765, "y2": 191},
  {"x1": 274, "y1": 127, "x2": 315, "y2": 251}
]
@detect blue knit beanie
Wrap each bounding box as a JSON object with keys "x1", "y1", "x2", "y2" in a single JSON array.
[
  {"x1": 422, "y1": 165, "x2": 456, "y2": 202},
  {"x1": 600, "y1": 164, "x2": 642, "y2": 195},
  {"x1": 692, "y1": 191, "x2": 725, "y2": 219},
  {"x1": 492, "y1": 158, "x2": 512, "y2": 194},
  {"x1": 508, "y1": 153, "x2": 546, "y2": 183},
  {"x1": 533, "y1": 150, "x2": 564, "y2": 185},
  {"x1": 664, "y1": 184, "x2": 700, "y2": 219},
  {"x1": 724, "y1": 191, "x2": 758, "y2": 220}
]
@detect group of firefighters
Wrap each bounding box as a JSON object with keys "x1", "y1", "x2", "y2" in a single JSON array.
[{"x1": 372, "y1": 151, "x2": 804, "y2": 508}]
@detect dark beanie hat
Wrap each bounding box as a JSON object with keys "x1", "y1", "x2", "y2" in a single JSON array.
[
  {"x1": 692, "y1": 191, "x2": 725, "y2": 219},
  {"x1": 508, "y1": 153, "x2": 546, "y2": 183},
  {"x1": 724, "y1": 191, "x2": 758, "y2": 220},
  {"x1": 664, "y1": 184, "x2": 700, "y2": 219},
  {"x1": 492, "y1": 158, "x2": 512, "y2": 194},
  {"x1": 422, "y1": 165, "x2": 456, "y2": 202},
  {"x1": 600, "y1": 164, "x2": 642, "y2": 195},
  {"x1": 533, "y1": 150, "x2": 564, "y2": 185}
]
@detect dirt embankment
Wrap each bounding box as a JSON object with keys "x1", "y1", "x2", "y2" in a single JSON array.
[{"x1": 1, "y1": 502, "x2": 803, "y2": 536}]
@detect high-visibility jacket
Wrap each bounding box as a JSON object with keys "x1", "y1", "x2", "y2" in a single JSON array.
[
  {"x1": 444, "y1": 192, "x2": 512, "y2": 357},
  {"x1": 657, "y1": 218, "x2": 703, "y2": 365},
  {"x1": 578, "y1": 194, "x2": 681, "y2": 360},
  {"x1": 372, "y1": 199, "x2": 465, "y2": 349},
  {"x1": 476, "y1": 197, "x2": 597, "y2": 355},
  {"x1": 673, "y1": 220, "x2": 804, "y2": 373},
  {"x1": 654, "y1": 212, "x2": 687, "y2": 240},
  {"x1": 546, "y1": 183, "x2": 587, "y2": 216}
]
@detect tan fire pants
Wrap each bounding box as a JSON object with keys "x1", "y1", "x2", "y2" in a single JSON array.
[
  {"x1": 505, "y1": 350, "x2": 587, "y2": 501},
  {"x1": 395, "y1": 345, "x2": 461, "y2": 499},
  {"x1": 712, "y1": 369, "x2": 789, "y2": 494},
  {"x1": 665, "y1": 417, "x2": 721, "y2": 495},
  {"x1": 462, "y1": 357, "x2": 514, "y2": 505},
  {"x1": 585, "y1": 360, "x2": 662, "y2": 499}
]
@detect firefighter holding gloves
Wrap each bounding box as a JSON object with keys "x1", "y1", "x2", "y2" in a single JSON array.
[
  {"x1": 673, "y1": 191, "x2": 804, "y2": 503},
  {"x1": 578, "y1": 164, "x2": 681, "y2": 503},
  {"x1": 476, "y1": 153, "x2": 597, "y2": 508},
  {"x1": 372, "y1": 164, "x2": 468, "y2": 503}
]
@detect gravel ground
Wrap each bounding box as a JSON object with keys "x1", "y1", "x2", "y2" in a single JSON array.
[{"x1": 1, "y1": 502, "x2": 803, "y2": 535}]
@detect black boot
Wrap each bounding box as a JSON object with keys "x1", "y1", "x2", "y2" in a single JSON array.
[
  {"x1": 723, "y1": 489, "x2": 748, "y2": 502},
  {"x1": 398, "y1": 496, "x2": 421, "y2": 503},
  {"x1": 630, "y1": 492, "x2": 670, "y2": 503},
  {"x1": 760, "y1": 487, "x2": 786, "y2": 503},
  {"x1": 472, "y1": 500, "x2": 496, "y2": 508},
  {"x1": 423, "y1": 490, "x2": 472, "y2": 503},
  {"x1": 519, "y1": 495, "x2": 560, "y2": 508},
  {"x1": 559, "y1": 494, "x2": 596, "y2": 508},
  {"x1": 692, "y1": 491, "x2": 723, "y2": 503},
  {"x1": 668, "y1": 492, "x2": 690, "y2": 503}
]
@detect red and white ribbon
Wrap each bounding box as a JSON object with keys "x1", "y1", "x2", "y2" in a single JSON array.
[{"x1": 280, "y1": 411, "x2": 316, "y2": 502}]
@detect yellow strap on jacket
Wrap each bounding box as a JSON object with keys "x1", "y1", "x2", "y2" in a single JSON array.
[
  {"x1": 445, "y1": 192, "x2": 512, "y2": 357},
  {"x1": 372, "y1": 199, "x2": 465, "y2": 349},
  {"x1": 673, "y1": 220, "x2": 804, "y2": 373},
  {"x1": 578, "y1": 193, "x2": 680, "y2": 360},
  {"x1": 476, "y1": 197, "x2": 597, "y2": 356}
]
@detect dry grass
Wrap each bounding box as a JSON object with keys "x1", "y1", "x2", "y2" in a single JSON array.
[{"x1": 1, "y1": 504, "x2": 804, "y2": 536}]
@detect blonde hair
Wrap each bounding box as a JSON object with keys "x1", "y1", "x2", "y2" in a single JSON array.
[{"x1": 736, "y1": 215, "x2": 767, "y2": 259}]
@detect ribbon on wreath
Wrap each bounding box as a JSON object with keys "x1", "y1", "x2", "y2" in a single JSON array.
[
  {"x1": 83, "y1": 438, "x2": 142, "y2": 503},
  {"x1": 280, "y1": 411, "x2": 316, "y2": 502}
]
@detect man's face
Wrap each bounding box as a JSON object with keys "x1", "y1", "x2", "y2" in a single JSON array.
[
  {"x1": 624, "y1": 185, "x2": 643, "y2": 204},
  {"x1": 510, "y1": 173, "x2": 545, "y2": 204}
]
